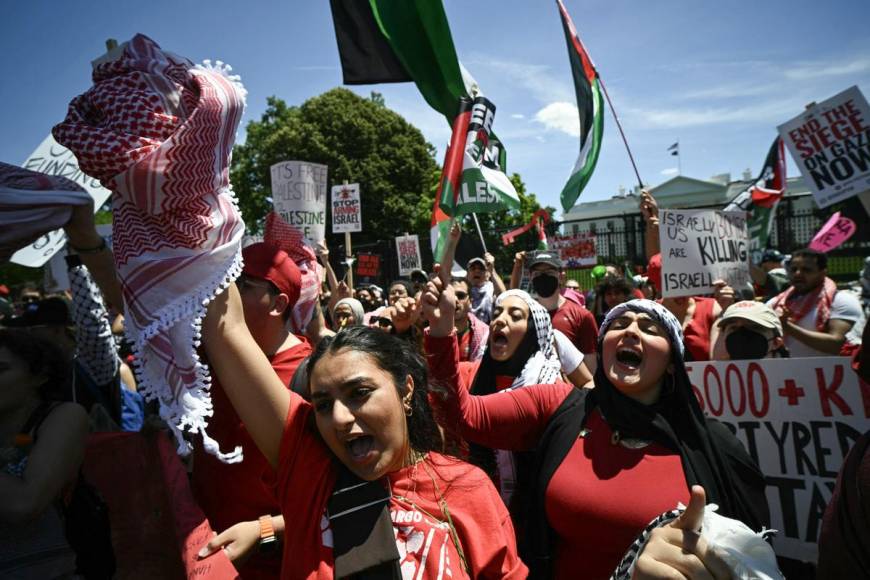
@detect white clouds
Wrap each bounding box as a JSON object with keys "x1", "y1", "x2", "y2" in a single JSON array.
[
  {"x1": 784, "y1": 57, "x2": 870, "y2": 80},
  {"x1": 661, "y1": 167, "x2": 679, "y2": 176},
  {"x1": 465, "y1": 56, "x2": 574, "y2": 104},
  {"x1": 511, "y1": 113, "x2": 526, "y2": 119},
  {"x1": 534, "y1": 102, "x2": 580, "y2": 137}
]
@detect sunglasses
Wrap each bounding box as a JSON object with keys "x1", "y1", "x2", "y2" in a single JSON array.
[
  {"x1": 454, "y1": 291, "x2": 468, "y2": 300},
  {"x1": 374, "y1": 317, "x2": 394, "y2": 328}
]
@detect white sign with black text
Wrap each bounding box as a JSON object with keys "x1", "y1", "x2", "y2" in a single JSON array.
[{"x1": 331, "y1": 183, "x2": 361, "y2": 234}]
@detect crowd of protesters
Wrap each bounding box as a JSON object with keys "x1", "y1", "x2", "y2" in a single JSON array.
[{"x1": 2, "y1": 183, "x2": 868, "y2": 580}]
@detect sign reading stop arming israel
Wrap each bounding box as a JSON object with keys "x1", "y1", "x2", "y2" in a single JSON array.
[
  {"x1": 778, "y1": 85, "x2": 870, "y2": 208},
  {"x1": 331, "y1": 183, "x2": 361, "y2": 234},
  {"x1": 270, "y1": 161, "x2": 328, "y2": 245},
  {"x1": 659, "y1": 209, "x2": 750, "y2": 298},
  {"x1": 11, "y1": 135, "x2": 113, "y2": 268},
  {"x1": 686, "y1": 357, "x2": 868, "y2": 563}
]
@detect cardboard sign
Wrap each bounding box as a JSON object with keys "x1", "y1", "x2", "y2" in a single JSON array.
[
  {"x1": 331, "y1": 183, "x2": 361, "y2": 234},
  {"x1": 686, "y1": 357, "x2": 869, "y2": 562},
  {"x1": 270, "y1": 161, "x2": 328, "y2": 245},
  {"x1": 11, "y1": 135, "x2": 113, "y2": 268},
  {"x1": 808, "y1": 211, "x2": 856, "y2": 252},
  {"x1": 395, "y1": 234, "x2": 422, "y2": 276},
  {"x1": 778, "y1": 85, "x2": 870, "y2": 208},
  {"x1": 356, "y1": 252, "x2": 380, "y2": 279},
  {"x1": 659, "y1": 209, "x2": 750, "y2": 298},
  {"x1": 551, "y1": 232, "x2": 597, "y2": 267}
]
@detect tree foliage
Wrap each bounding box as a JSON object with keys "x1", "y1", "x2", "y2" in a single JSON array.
[
  {"x1": 230, "y1": 88, "x2": 553, "y2": 274},
  {"x1": 230, "y1": 88, "x2": 438, "y2": 249}
]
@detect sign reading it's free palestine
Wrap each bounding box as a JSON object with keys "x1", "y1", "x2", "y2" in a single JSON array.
[
  {"x1": 658, "y1": 209, "x2": 750, "y2": 298},
  {"x1": 270, "y1": 161, "x2": 328, "y2": 245}
]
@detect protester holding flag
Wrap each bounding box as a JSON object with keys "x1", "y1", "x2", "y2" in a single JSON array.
[
  {"x1": 422, "y1": 281, "x2": 771, "y2": 579},
  {"x1": 200, "y1": 286, "x2": 527, "y2": 578}
]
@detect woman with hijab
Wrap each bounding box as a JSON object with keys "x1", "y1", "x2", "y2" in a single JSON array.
[
  {"x1": 422, "y1": 278, "x2": 770, "y2": 580},
  {"x1": 331, "y1": 297, "x2": 365, "y2": 330}
]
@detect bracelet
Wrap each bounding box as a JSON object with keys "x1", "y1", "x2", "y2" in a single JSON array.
[{"x1": 69, "y1": 238, "x2": 107, "y2": 254}]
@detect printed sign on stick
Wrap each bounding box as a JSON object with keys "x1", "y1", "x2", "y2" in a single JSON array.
[
  {"x1": 686, "y1": 357, "x2": 868, "y2": 563},
  {"x1": 659, "y1": 209, "x2": 750, "y2": 298},
  {"x1": 11, "y1": 135, "x2": 113, "y2": 268},
  {"x1": 778, "y1": 85, "x2": 870, "y2": 208},
  {"x1": 331, "y1": 183, "x2": 362, "y2": 234},
  {"x1": 270, "y1": 161, "x2": 328, "y2": 245},
  {"x1": 551, "y1": 232, "x2": 597, "y2": 267},
  {"x1": 356, "y1": 253, "x2": 381, "y2": 280},
  {"x1": 395, "y1": 235, "x2": 422, "y2": 276}
]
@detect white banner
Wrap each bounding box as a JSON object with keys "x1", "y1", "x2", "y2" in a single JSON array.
[
  {"x1": 395, "y1": 234, "x2": 422, "y2": 276},
  {"x1": 270, "y1": 161, "x2": 328, "y2": 245},
  {"x1": 11, "y1": 135, "x2": 113, "y2": 268},
  {"x1": 659, "y1": 209, "x2": 750, "y2": 298},
  {"x1": 686, "y1": 357, "x2": 868, "y2": 562},
  {"x1": 331, "y1": 183, "x2": 361, "y2": 234},
  {"x1": 778, "y1": 85, "x2": 870, "y2": 208}
]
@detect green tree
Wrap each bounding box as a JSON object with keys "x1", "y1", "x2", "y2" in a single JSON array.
[{"x1": 230, "y1": 89, "x2": 438, "y2": 249}]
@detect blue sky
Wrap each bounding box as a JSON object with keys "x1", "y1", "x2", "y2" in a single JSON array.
[{"x1": 2, "y1": 0, "x2": 869, "y2": 218}]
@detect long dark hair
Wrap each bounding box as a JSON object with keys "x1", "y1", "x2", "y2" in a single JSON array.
[
  {"x1": 0, "y1": 328, "x2": 71, "y2": 402},
  {"x1": 306, "y1": 326, "x2": 443, "y2": 454}
]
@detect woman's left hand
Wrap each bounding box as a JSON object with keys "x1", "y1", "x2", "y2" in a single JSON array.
[
  {"x1": 632, "y1": 486, "x2": 733, "y2": 580},
  {"x1": 198, "y1": 520, "x2": 260, "y2": 565},
  {"x1": 422, "y1": 273, "x2": 455, "y2": 338}
]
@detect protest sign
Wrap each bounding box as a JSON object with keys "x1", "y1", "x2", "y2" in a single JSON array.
[
  {"x1": 11, "y1": 135, "x2": 113, "y2": 268},
  {"x1": 44, "y1": 224, "x2": 113, "y2": 293},
  {"x1": 331, "y1": 183, "x2": 362, "y2": 234},
  {"x1": 270, "y1": 161, "x2": 328, "y2": 244},
  {"x1": 659, "y1": 209, "x2": 750, "y2": 298},
  {"x1": 551, "y1": 232, "x2": 597, "y2": 267},
  {"x1": 808, "y1": 211, "x2": 856, "y2": 253},
  {"x1": 356, "y1": 252, "x2": 380, "y2": 280},
  {"x1": 395, "y1": 234, "x2": 421, "y2": 276},
  {"x1": 686, "y1": 357, "x2": 869, "y2": 562},
  {"x1": 778, "y1": 86, "x2": 870, "y2": 208}
]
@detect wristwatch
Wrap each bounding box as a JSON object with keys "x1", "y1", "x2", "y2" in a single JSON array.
[{"x1": 258, "y1": 515, "x2": 278, "y2": 553}]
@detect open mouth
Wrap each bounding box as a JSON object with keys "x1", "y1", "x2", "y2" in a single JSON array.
[
  {"x1": 491, "y1": 331, "x2": 509, "y2": 348},
  {"x1": 615, "y1": 348, "x2": 642, "y2": 369},
  {"x1": 345, "y1": 435, "x2": 376, "y2": 463}
]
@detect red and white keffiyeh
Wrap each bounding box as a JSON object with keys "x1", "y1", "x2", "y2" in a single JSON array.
[
  {"x1": 0, "y1": 162, "x2": 91, "y2": 262},
  {"x1": 261, "y1": 211, "x2": 323, "y2": 333},
  {"x1": 53, "y1": 34, "x2": 246, "y2": 461}
]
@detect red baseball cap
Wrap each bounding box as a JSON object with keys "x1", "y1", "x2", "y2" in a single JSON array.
[{"x1": 241, "y1": 243, "x2": 302, "y2": 307}]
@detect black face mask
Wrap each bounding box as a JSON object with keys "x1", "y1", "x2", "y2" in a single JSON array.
[
  {"x1": 531, "y1": 274, "x2": 559, "y2": 298},
  {"x1": 725, "y1": 328, "x2": 770, "y2": 360}
]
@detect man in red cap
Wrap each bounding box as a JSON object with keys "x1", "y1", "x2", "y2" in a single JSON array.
[{"x1": 193, "y1": 242, "x2": 312, "y2": 577}]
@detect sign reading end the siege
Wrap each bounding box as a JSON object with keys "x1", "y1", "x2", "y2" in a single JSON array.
[
  {"x1": 778, "y1": 86, "x2": 870, "y2": 208},
  {"x1": 659, "y1": 209, "x2": 750, "y2": 298}
]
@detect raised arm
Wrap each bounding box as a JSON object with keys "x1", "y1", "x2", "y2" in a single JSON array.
[
  {"x1": 509, "y1": 251, "x2": 524, "y2": 290},
  {"x1": 67, "y1": 256, "x2": 120, "y2": 387},
  {"x1": 485, "y1": 252, "x2": 506, "y2": 297},
  {"x1": 640, "y1": 189, "x2": 660, "y2": 260},
  {"x1": 316, "y1": 239, "x2": 340, "y2": 293},
  {"x1": 422, "y1": 274, "x2": 569, "y2": 450},
  {"x1": 201, "y1": 284, "x2": 292, "y2": 466}
]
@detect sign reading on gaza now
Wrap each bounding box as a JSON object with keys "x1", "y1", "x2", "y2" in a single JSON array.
[{"x1": 686, "y1": 357, "x2": 868, "y2": 563}]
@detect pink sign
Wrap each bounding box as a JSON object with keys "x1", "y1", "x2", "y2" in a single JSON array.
[{"x1": 809, "y1": 212, "x2": 856, "y2": 253}]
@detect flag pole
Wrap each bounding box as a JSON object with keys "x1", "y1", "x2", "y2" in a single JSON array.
[
  {"x1": 677, "y1": 139, "x2": 682, "y2": 175},
  {"x1": 471, "y1": 212, "x2": 488, "y2": 254},
  {"x1": 597, "y1": 76, "x2": 644, "y2": 190}
]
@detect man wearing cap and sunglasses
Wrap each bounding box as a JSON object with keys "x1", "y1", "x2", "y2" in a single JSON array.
[
  {"x1": 193, "y1": 242, "x2": 312, "y2": 576},
  {"x1": 466, "y1": 253, "x2": 507, "y2": 324}
]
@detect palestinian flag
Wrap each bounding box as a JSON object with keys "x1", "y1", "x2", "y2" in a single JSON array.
[
  {"x1": 536, "y1": 215, "x2": 549, "y2": 250},
  {"x1": 440, "y1": 97, "x2": 520, "y2": 218},
  {"x1": 556, "y1": 0, "x2": 604, "y2": 214},
  {"x1": 431, "y1": 99, "x2": 473, "y2": 261},
  {"x1": 724, "y1": 137, "x2": 786, "y2": 261}
]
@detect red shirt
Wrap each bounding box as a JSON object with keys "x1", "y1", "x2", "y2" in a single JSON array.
[
  {"x1": 274, "y1": 387, "x2": 527, "y2": 579},
  {"x1": 550, "y1": 298, "x2": 598, "y2": 354},
  {"x1": 683, "y1": 297, "x2": 716, "y2": 362},
  {"x1": 426, "y1": 334, "x2": 691, "y2": 579},
  {"x1": 547, "y1": 411, "x2": 688, "y2": 579},
  {"x1": 192, "y1": 339, "x2": 311, "y2": 579}
]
